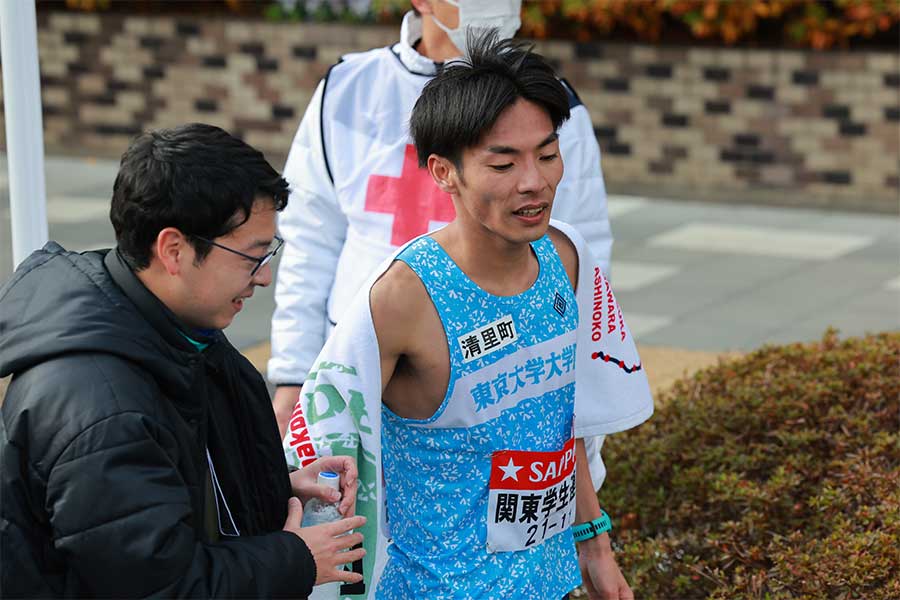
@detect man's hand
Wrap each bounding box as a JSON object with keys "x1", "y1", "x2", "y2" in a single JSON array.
[
  {"x1": 282, "y1": 497, "x2": 367, "y2": 586},
  {"x1": 577, "y1": 533, "x2": 633, "y2": 600},
  {"x1": 290, "y1": 455, "x2": 358, "y2": 517},
  {"x1": 274, "y1": 385, "x2": 301, "y2": 439}
]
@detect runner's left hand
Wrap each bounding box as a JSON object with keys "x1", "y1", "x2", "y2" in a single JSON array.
[{"x1": 577, "y1": 533, "x2": 633, "y2": 599}]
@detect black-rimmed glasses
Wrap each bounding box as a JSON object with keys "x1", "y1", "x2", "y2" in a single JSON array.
[{"x1": 194, "y1": 234, "x2": 284, "y2": 277}]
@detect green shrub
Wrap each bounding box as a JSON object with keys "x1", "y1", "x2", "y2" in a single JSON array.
[
  {"x1": 370, "y1": 0, "x2": 899, "y2": 49},
  {"x1": 602, "y1": 330, "x2": 899, "y2": 599}
]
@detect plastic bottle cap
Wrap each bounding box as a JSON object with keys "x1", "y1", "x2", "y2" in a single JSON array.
[{"x1": 317, "y1": 471, "x2": 341, "y2": 492}]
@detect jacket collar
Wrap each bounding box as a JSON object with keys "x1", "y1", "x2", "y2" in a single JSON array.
[
  {"x1": 395, "y1": 11, "x2": 441, "y2": 77},
  {"x1": 104, "y1": 249, "x2": 215, "y2": 354}
]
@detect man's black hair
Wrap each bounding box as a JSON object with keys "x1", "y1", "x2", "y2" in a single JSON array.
[
  {"x1": 110, "y1": 123, "x2": 289, "y2": 270},
  {"x1": 410, "y1": 29, "x2": 570, "y2": 169}
]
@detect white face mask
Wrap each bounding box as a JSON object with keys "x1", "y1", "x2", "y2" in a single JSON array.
[{"x1": 431, "y1": 0, "x2": 522, "y2": 56}]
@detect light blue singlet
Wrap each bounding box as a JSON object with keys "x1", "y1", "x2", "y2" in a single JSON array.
[{"x1": 377, "y1": 233, "x2": 581, "y2": 599}]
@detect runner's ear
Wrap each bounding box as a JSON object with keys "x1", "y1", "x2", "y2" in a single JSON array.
[{"x1": 427, "y1": 155, "x2": 457, "y2": 195}]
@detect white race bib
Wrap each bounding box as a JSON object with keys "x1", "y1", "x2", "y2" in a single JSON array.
[{"x1": 485, "y1": 437, "x2": 577, "y2": 553}]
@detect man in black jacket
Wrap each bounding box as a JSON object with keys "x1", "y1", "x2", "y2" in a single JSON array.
[{"x1": 0, "y1": 123, "x2": 365, "y2": 597}]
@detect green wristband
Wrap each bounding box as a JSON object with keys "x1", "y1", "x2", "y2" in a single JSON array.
[{"x1": 572, "y1": 510, "x2": 612, "y2": 542}]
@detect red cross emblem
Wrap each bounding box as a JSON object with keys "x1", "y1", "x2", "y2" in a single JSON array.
[{"x1": 364, "y1": 144, "x2": 455, "y2": 246}]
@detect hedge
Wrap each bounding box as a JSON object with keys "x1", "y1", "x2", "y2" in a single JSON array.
[
  {"x1": 371, "y1": 0, "x2": 900, "y2": 49},
  {"x1": 56, "y1": 1, "x2": 900, "y2": 49},
  {"x1": 600, "y1": 330, "x2": 899, "y2": 598}
]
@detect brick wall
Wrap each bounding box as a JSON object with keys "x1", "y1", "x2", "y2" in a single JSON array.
[
  {"x1": 543, "y1": 42, "x2": 899, "y2": 211},
  {"x1": 1, "y1": 12, "x2": 897, "y2": 210}
]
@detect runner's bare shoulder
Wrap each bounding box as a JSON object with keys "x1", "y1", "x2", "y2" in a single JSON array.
[
  {"x1": 547, "y1": 225, "x2": 578, "y2": 290},
  {"x1": 370, "y1": 260, "x2": 431, "y2": 352}
]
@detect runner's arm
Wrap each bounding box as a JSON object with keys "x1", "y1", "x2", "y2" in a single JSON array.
[
  {"x1": 574, "y1": 438, "x2": 633, "y2": 600},
  {"x1": 369, "y1": 263, "x2": 420, "y2": 397}
]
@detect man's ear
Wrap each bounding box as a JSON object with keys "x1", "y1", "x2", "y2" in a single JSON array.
[
  {"x1": 410, "y1": 0, "x2": 433, "y2": 16},
  {"x1": 153, "y1": 227, "x2": 189, "y2": 276},
  {"x1": 427, "y1": 154, "x2": 459, "y2": 195}
]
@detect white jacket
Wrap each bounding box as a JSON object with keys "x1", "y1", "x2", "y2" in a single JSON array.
[{"x1": 269, "y1": 12, "x2": 613, "y2": 385}]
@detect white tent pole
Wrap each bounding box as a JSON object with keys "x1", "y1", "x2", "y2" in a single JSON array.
[{"x1": 1, "y1": 0, "x2": 48, "y2": 269}]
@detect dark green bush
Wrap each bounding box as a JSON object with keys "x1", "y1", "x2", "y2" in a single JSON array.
[{"x1": 602, "y1": 330, "x2": 899, "y2": 599}]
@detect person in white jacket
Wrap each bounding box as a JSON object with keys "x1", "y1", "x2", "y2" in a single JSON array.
[{"x1": 269, "y1": 1, "x2": 613, "y2": 437}]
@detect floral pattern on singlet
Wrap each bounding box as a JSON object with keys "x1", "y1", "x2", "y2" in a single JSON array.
[{"x1": 377, "y1": 234, "x2": 581, "y2": 600}]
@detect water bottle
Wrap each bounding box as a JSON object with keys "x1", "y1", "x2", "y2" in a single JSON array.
[
  {"x1": 302, "y1": 471, "x2": 343, "y2": 527},
  {"x1": 302, "y1": 471, "x2": 344, "y2": 600}
]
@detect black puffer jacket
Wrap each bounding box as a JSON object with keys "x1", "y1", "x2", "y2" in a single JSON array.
[{"x1": 0, "y1": 243, "x2": 315, "y2": 598}]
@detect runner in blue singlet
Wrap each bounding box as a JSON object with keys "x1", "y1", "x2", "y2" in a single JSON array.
[{"x1": 369, "y1": 31, "x2": 634, "y2": 600}]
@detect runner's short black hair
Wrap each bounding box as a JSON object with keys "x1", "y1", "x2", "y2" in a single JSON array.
[
  {"x1": 110, "y1": 123, "x2": 289, "y2": 270},
  {"x1": 410, "y1": 29, "x2": 569, "y2": 169}
]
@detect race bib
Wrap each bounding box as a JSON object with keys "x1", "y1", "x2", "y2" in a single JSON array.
[{"x1": 485, "y1": 437, "x2": 577, "y2": 553}]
